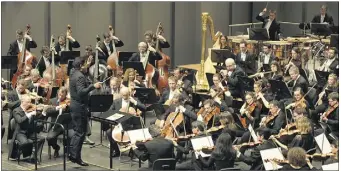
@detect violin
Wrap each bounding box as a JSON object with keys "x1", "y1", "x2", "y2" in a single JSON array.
[
  {"x1": 320, "y1": 103, "x2": 338, "y2": 121},
  {"x1": 197, "y1": 146, "x2": 215, "y2": 154},
  {"x1": 264, "y1": 158, "x2": 289, "y2": 164},
  {"x1": 273, "y1": 129, "x2": 300, "y2": 139},
  {"x1": 260, "y1": 111, "x2": 279, "y2": 127},
  {"x1": 306, "y1": 152, "x2": 337, "y2": 159},
  {"x1": 206, "y1": 125, "x2": 225, "y2": 133},
  {"x1": 233, "y1": 141, "x2": 262, "y2": 149},
  {"x1": 59, "y1": 98, "x2": 71, "y2": 106},
  {"x1": 240, "y1": 102, "x2": 257, "y2": 128}
]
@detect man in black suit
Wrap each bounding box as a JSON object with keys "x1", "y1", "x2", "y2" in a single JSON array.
[
  {"x1": 36, "y1": 46, "x2": 60, "y2": 77},
  {"x1": 256, "y1": 8, "x2": 282, "y2": 41},
  {"x1": 54, "y1": 33, "x2": 80, "y2": 63},
  {"x1": 173, "y1": 68, "x2": 193, "y2": 95},
  {"x1": 7, "y1": 29, "x2": 38, "y2": 56},
  {"x1": 26, "y1": 69, "x2": 41, "y2": 92},
  {"x1": 158, "y1": 76, "x2": 189, "y2": 105},
  {"x1": 144, "y1": 30, "x2": 171, "y2": 49},
  {"x1": 258, "y1": 44, "x2": 277, "y2": 71},
  {"x1": 287, "y1": 66, "x2": 309, "y2": 94},
  {"x1": 235, "y1": 41, "x2": 257, "y2": 75},
  {"x1": 8, "y1": 95, "x2": 45, "y2": 162},
  {"x1": 106, "y1": 86, "x2": 147, "y2": 156},
  {"x1": 220, "y1": 58, "x2": 247, "y2": 99},
  {"x1": 45, "y1": 87, "x2": 74, "y2": 158},
  {"x1": 319, "y1": 47, "x2": 338, "y2": 75},
  {"x1": 311, "y1": 4, "x2": 334, "y2": 26},
  {"x1": 134, "y1": 124, "x2": 176, "y2": 169},
  {"x1": 98, "y1": 32, "x2": 124, "y2": 64},
  {"x1": 68, "y1": 57, "x2": 102, "y2": 166}
]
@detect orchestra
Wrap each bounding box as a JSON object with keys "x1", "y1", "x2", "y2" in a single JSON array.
[{"x1": 1, "y1": 4, "x2": 339, "y2": 171}]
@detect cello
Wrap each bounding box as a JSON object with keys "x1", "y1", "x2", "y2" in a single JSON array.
[
  {"x1": 155, "y1": 23, "x2": 171, "y2": 94},
  {"x1": 12, "y1": 24, "x2": 36, "y2": 89},
  {"x1": 107, "y1": 25, "x2": 123, "y2": 77}
]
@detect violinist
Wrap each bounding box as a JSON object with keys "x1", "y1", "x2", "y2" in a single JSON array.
[
  {"x1": 7, "y1": 79, "x2": 29, "y2": 111},
  {"x1": 158, "y1": 76, "x2": 188, "y2": 105},
  {"x1": 285, "y1": 88, "x2": 310, "y2": 113},
  {"x1": 287, "y1": 66, "x2": 309, "y2": 94},
  {"x1": 210, "y1": 73, "x2": 231, "y2": 109},
  {"x1": 317, "y1": 92, "x2": 339, "y2": 137},
  {"x1": 254, "y1": 81, "x2": 271, "y2": 111},
  {"x1": 18, "y1": 64, "x2": 33, "y2": 83},
  {"x1": 36, "y1": 46, "x2": 59, "y2": 76},
  {"x1": 239, "y1": 92, "x2": 261, "y2": 129},
  {"x1": 144, "y1": 30, "x2": 170, "y2": 49},
  {"x1": 98, "y1": 32, "x2": 124, "y2": 61},
  {"x1": 284, "y1": 47, "x2": 304, "y2": 72},
  {"x1": 9, "y1": 95, "x2": 45, "y2": 163},
  {"x1": 7, "y1": 29, "x2": 37, "y2": 56},
  {"x1": 197, "y1": 99, "x2": 221, "y2": 128},
  {"x1": 258, "y1": 44, "x2": 277, "y2": 72},
  {"x1": 174, "y1": 68, "x2": 193, "y2": 95},
  {"x1": 269, "y1": 61, "x2": 284, "y2": 81},
  {"x1": 122, "y1": 68, "x2": 145, "y2": 88},
  {"x1": 270, "y1": 117, "x2": 315, "y2": 154},
  {"x1": 45, "y1": 87, "x2": 72, "y2": 158},
  {"x1": 319, "y1": 47, "x2": 338, "y2": 74},
  {"x1": 55, "y1": 33, "x2": 80, "y2": 55},
  {"x1": 26, "y1": 69, "x2": 41, "y2": 92}
]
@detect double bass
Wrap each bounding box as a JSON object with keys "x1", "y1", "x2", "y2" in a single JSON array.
[
  {"x1": 43, "y1": 35, "x2": 63, "y2": 87},
  {"x1": 107, "y1": 25, "x2": 123, "y2": 76},
  {"x1": 12, "y1": 24, "x2": 36, "y2": 89},
  {"x1": 59, "y1": 25, "x2": 72, "y2": 83},
  {"x1": 155, "y1": 23, "x2": 171, "y2": 93}
]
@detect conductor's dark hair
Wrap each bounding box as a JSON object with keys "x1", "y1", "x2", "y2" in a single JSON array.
[{"x1": 73, "y1": 57, "x2": 85, "y2": 70}]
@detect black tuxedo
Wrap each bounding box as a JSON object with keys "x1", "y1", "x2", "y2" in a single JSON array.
[
  {"x1": 7, "y1": 90, "x2": 22, "y2": 141},
  {"x1": 235, "y1": 51, "x2": 256, "y2": 75},
  {"x1": 259, "y1": 53, "x2": 277, "y2": 70},
  {"x1": 134, "y1": 137, "x2": 174, "y2": 168},
  {"x1": 256, "y1": 15, "x2": 282, "y2": 41},
  {"x1": 264, "y1": 110, "x2": 286, "y2": 134},
  {"x1": 98, "y1": 40, "x2": 124, "y2": 61},
  {"x1": 223, "y1": 66, "x2": 247, "y2": 98},
  {"x1": 158, "y1": 88, "x2": 189, "y2": 105},
  {"x1": 128, "y1": 52, "x2": 162, "y2": 68},
  {"x1": 8, "y1": 106, "x2": 45, "y2": 160},
  {"x1": 36, "y1": 56, "x2": 60, "y2": 76},
  {"x1": 288, "y1": 75, "x2": 309, "y2": 94},
  {"x1": 328, "y1": 58, "x2": 339, "y2": 75},
  {"x1": 311, "y1": 14, "x2": 334, "y2": 26},
  {"x1": 7, "y1": 39, "x2": 38, "y2": 56},
  {"x1": 69, "y1": 69, "x2": 95, "y2": 160},
  {"x1": 54, "y1": 41, "x2": 80, "y2": 64}
]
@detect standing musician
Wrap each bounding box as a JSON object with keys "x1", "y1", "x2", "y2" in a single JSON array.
[
  {"x1": 9, "y1": 94, "x2": 45, "y2": 163},
  {"x1": 68, "y1": 57, "x2": 102, "y2": 166},
  {"x1": 45, "y1": 87, "x2": 73, "y2": 158},
  {"x1": 106, "y1": 86, "x2": 147, "y2": 156},
  {"x1": 144, "y1": 30, "x2": 170, "y2": 49},
  {"x1": 287, "y1": 66, "x2": 309, "y2": 94},
  {"x1": 239, "y1": 92, "x2": 262, "y2": 129},
  {"x1": 235, "y1": 41, "x2": 256, "y2": 76},
  {"x1": 98, "y1": 32, "x2": 124, "y2": 62},
  {"x1": 36, "y1": 46, "x2": 60, "y2": 77},
  {"x1": 55, "y1": 33, "x2": 80, "y2": 55},
  {"x1": 319, "y1": 47, "x2": 338, "y2": 74},
  {"x1": 122, "y1": 68, "x2": 145, "y2": 88},
  {"x1": 258, "y1": 44, "x2": 277, "y2": 72},
  {"x1": 220, "y1": 58, "x2": 247, "y2": 99},
  {"x1": 256, "y1": 8, "x2": 282, "y2": 41},
  {"x1": 128, "y1": 42, "x2": 162, "y2": 87},
  {"x1": 7, "y1": 29, "x2": 37, "y2": 56},
  {"x1": 173, "y1": 68, "x2": 193, "y2": 95},
  {"x1": 311, "y1": 4, "x2": 334, "y2": 26}
]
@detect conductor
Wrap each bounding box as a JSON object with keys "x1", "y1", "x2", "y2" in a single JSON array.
[{"x1": 68, "y1": 57, "x2": 102, "y2": 166}]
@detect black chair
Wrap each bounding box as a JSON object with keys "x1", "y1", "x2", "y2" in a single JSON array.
[
  {"x1": 220, "y1": 167, "x2": 241, "y2": 171},
  {"x1": 152, "y1": 158, "x2": 176, "y2": 170}
]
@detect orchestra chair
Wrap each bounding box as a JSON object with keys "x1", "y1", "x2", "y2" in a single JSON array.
[{"x1": 152, "y1": 158, "x2": 176, "y2": 170}]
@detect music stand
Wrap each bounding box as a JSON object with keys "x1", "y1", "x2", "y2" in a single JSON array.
[
  {"x1": 248, "y1": 28, "x2": 269, "y2": 41},
  {"x1": 123, "y1": 62, "x2": 146, "y2": 79},
  {"x1": 268, "y1": 80, "x2": 292, "y2": 100},
  {"x1": 314, "y1": 70, "x2": 329, "y2": 88},
  {"x1": 1, "y1": 56, "x2": 17, "y2": 69},
  {"x1": 192, "y1": 92, "x2": 211, "y2": 109},
  {"x1": 211, "y1": 49, "x2": 232, "y2": 63},
  {"x1": 134, "y1": 88, "x2": 157, "y2": 124},
  {"x1": 205, "y1": 73, "x2": 214, "y2": 87},
  {"x1": 60, "y1": 51, "x2": 80, "y2": 64},
  {"x1": 330, "y1": 34, "x2": 339, "y2": 49},
  {"x1": 118, "y1": 52, "x2": 135, "y2": 66},
  {"x1": 237, "y1": 76, "x2": 254, "y2": 92},
  {"x1": 310, "y1": 23, "x2": 331, "y2": 36}
]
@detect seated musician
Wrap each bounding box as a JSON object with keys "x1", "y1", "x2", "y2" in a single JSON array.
[
  {"x1": 106, "y1": 87, "x2": 146, "y2": 156},
  {"x1": 254, "y1": 81, "x2": 271, "y2": 112},
  {"x1": 235, "y1": 41, "x2": 256, "y2": 76},
  {"x1": 7, "y1": 29, "x2": 37, "y2": 56},
  {"x1": 258, "y1": 44, "x2": 277, "y2": 72},
  {"x1": 287, "y1": 66, "x2": 309, "y2": 94},
  {"x1": 197, "y1": 133, "x2": 237, "y2": 170},
  {"x1": 7, "y1": 79, "x2": 29, "y2": 111},
  {"x1": 269, "y1": 61, "x2": 284, "y2": 81},
  {"x1": 213, "y1": 35, "x2": 232, "y2": 51},
  {"x1": 55, "y1": 33, "x2": 80, "y2": 56},
  {"x1": 36, "y1": 46, "x2": 60, "y2": 76},
  {"x1": 45, "y1": 87, "x2": 74, "y2": 158},
  {"x1": 210, "y1": 73, "x2": 230, "y2": 109},
  {"x1": 158, "y1": 76, "x2": 189, "y2": 105},
  {"x1": 256, "y1": 8, "x2": 282, "y2": 41},
  {"x1": 128, "y1": 42, "x2": 162, "y2": 87},
  {"x1": 8, "y1": 94, "x2": 45, "y2": 163},
  {"x1": 220, "y1": 58, "x2": 247, "y2": 99},
  {"x1": 18, "y1": 64, "x2": 33, "y2": 83},
  {"x1": 270, "y1": 117, "x2": 315, "y2": 155},
  {"x1": 122, "y1": 68, "x2": 145, "y2": 88},
  {"x1": 144, "y1": 30, "x2": 170, "y2": 49},
  {"x1": 239, "y1": 100, "x2": 285, "y2": 144},
  {"x1": 197, "y1": 99, "x2": 221, "y2": 129},
  {"x1": 239, "y1": 92, "x2": 262, "y2": 129},
  {"x1": 26, "y1": 69, "x2": 41, "y2": 92},
  {"x1": 316, "y1": 92, "x2": 339, "y2": 137},
  {"x1": 103, "y1": 76, "x2": 122, "y2": 100},
  {"x1": 319, "y1": 47, "x2": 338, "y2": 75},
  {"x1": 98, "y1": 32, "x2": 124, "y2": 62},
  {"x1": 284, "y1": 47, "x2": 304, "y2": 72},
  {"x1": 285, "y1": 88, "x2": 310, "y2": 113},
  {"x1": 173, "y1": 68, "x2": 193, "y2": 95},
  {"x1": 235, "y1": 129, "x2": 277, "y2": 170},
  {"x1": 278, "y1": 147, "x2": 316, "y2": 170}
]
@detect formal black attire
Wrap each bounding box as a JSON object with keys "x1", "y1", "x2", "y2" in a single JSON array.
[
  {"x1": 98, "y1": 40, "x2": 124, "y2": 64},
  {"x1": 68, "y1": 68, "x2": 95, "y2": 161},
  {"x1": 235, "y1": 51, "x2": 256, "y2": 75},
  {"x1": 256, "y1": 14, "x2": 282, "y2": 41},
  {"x1": 6, "y1": 90, "x2": 22, "y2": 141},
  {"x1": 198, "y1": 149, "x2": 236, "y2": 170},
  {"x1": 287, "y1": 75, "x2": 309, "y2": 94},
  {"x1": 311, "y1": 13, "x2": 334, "y2": 26},
  {"x1": 54, "y1": 40, "x2": 80, "y2": 63},
  {"x1": 222, "y1": 66, "x2": 247, "y2": 99},
  {"x1": 7, "y1": 39, "x2": 38, "y2": 56},
  {"x1": 36, "y1": 55, "x2": 60, "y2": 77}
]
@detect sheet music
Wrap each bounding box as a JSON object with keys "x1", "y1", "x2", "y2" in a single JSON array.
[
  {"x1": 248, "y1": 124, "x2": 258, "y2": 143},
  {"x1": 314, "y1": 133, "x2": 332, "y2": 154},
  {"x1": 322, "y1": 162, "x2": 338, "y2": 170},
  {"x1": 260, "y1": 148, "x2": 284, "y2": 170},
  {"x1": 127, "y1": 128, "x2": 152, "y2": 144},
  {"x1": 106, "y1": 113, "x2": 124, "y2": 121},
  {"x1": 191, "y1": 136, "x2": 214, "y2": 159}
]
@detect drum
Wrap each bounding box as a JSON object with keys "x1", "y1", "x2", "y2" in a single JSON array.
[{"x1": 264, "y1": 41, "x2": 292, "y2": 59}]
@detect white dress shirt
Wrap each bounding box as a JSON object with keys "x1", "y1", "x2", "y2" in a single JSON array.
[
  {"x1": 43, "y1": 56, "x2": 51, "y2": 68},
  {"x1": 321, "y1": 15, "x2": 325, "y2": 23},
  {"x1": 263, "y1": 53, "x2": 271, "y2": 64},
  {"x1": 105, "y1": 43, "x2": 111, "y2": 55},
  {"x1": 122, "y1": 99, "x2": 129, "y2": 109},
  {"x1": 241, "y1": 52, "x2": 246, "y2": 61},
  {"x1": 168, "y1": 90, "x2": 175, "y2": 100},
  {"x1": 17, "y1": 40, "x2": 23, "y2": 52}
]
